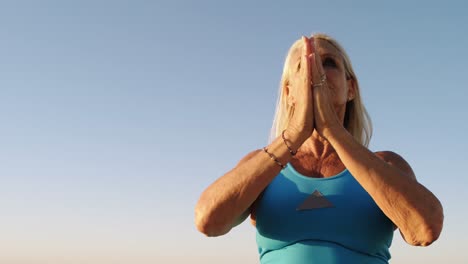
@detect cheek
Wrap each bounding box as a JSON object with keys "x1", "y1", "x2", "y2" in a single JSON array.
[
  {"x1": 324, "y1": 68, "x2": 342, "y2": 82},
  {"x1": 325, "y1": 71, "x2": 344, "y2": 88},
  {"x1": 325, "y1": 70, "x2": 348, "y2": 101}
]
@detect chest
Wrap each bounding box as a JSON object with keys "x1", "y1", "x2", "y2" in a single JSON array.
[
  {"x1": 255, "y1": 170, "x2": 394, "y2": 253},
  {"x1": 289, "y1": 156, "x2": 345, "y2": 178}
]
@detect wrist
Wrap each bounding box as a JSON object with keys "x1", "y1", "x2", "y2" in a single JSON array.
[
  {"x1": 323, "y1": 125, "x2": 352, "y2": 145},
  {"x1": 283, "y1": 128, "x2": 308, "y2": 152}
]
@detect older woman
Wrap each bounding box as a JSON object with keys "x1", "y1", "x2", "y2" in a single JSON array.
[{"x1": 195, "y1": 34, "x2": 444, "y2": 263}]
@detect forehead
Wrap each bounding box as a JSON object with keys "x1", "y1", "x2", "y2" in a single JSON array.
[
  {"x1": 315, "y1": 39, "x2": 341, "y2": 58},
  {"x1": 289, "y1": 38, "x2": 341, "y2": 64}
]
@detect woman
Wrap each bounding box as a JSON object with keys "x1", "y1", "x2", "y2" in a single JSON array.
[{"x1": 195, "y1": 34, "x2": 444, "y2": 263}]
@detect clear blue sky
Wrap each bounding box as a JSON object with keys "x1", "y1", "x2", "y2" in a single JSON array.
[{"x1": 0, "y1": 1, "x2": 466, "y2": 263}]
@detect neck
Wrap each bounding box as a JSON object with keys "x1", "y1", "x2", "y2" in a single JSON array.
[
  {"x1": 291, "y1": 130, "x2": 345, "y2": 178},
  {"x1": 289, "y1": 107, "x2": 347, "y2": 177}
]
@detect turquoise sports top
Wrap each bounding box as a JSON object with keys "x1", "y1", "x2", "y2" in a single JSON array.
[{"x1": 255, "y1": 163, "x2": 394, "y2": 264}]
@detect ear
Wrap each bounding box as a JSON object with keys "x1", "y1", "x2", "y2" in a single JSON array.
[
  {"x1": 346, "y1": 78, "x2": 356, "y2": 101},
  {"x1": 285, "y1": 85, "x2": 295, "y2": 107}
]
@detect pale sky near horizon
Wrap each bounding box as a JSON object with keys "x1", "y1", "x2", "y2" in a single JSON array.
[{"x1": 0, "y1": 1, "x2": 467, "y2": 263}]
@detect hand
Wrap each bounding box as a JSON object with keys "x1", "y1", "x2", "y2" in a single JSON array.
[
  {"x1": 310, "y1": 41, "x2": 342, "y2": 139},
  {"x1": 286, "y1": 36, "x2": 314, "y2": 141}
]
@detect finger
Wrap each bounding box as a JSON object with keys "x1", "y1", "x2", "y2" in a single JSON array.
[
  {"x1": 304, "y1": 36, "x2": 312, "y2": 54},
  {"x1": 309, "y1": 39, "x2": 322, "y2": 86},
  {"x1": 308, "y1": 37, "x2": 315, "y2": 86},
  {"x1": 311, "y1": 53, "x2": 322, "y2": 85},
  {"x1": 314, "y1": 53, "x2": 325, "y2": 79},
  {"x1": 311, "y1": 39, "x2": 326, "y2": 84},
  {"x1": 301, "y1": 36, "x2": 312, "y2": 85},
  {"x1": 309, "y1": 36, "x2": 315, "y2": 53}
]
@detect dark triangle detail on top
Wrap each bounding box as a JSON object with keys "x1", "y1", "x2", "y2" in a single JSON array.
[{"x1": 296, "y1": 190, "x2": 334, "y2": 210}]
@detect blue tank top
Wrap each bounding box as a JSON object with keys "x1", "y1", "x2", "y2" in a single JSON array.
[{"x1": 255, "y1": 163, "x2": 394, "y2": 264}]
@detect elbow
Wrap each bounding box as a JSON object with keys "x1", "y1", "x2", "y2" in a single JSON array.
[
  {"x1": 194, "y1": 203, "x2": 231, "y2": 237},
  {"x1": 409, "y1": 226, "x2": 442, "y2": 247},
  {"x1": 425, "y1": 226, "x2": 442, "y2": 246},
  {"x1": 421, "y1": 205, "x2": 445, "y2": 246},
  {"x1": 407, "y1": 214, "x2": 444, "y2": 247},
  {"x1": 425, "y1": 214, "x2": 444, "y2": 246}
]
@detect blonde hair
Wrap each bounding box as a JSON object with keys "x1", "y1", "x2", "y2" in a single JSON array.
[{"x1": 270, "y1": 33, "x2": 372, "y2": 147}]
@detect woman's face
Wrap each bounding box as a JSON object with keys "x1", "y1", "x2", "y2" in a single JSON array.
[{"x1": 314, "y1": 39, "x2": 355, "y2": 110}]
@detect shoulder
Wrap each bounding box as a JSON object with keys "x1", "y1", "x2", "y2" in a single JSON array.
[{"x1": 375, "y1": 151, "x2": 416, "y2": 180}]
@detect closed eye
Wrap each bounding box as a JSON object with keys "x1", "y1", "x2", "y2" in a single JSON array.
[{"x1": 322, "y1": 57, "x2": 337, "y2": 68}]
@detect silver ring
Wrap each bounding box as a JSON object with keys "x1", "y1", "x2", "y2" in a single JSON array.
[{"x1": 312, "y1": 83, "x2": 324, "y2": 88}]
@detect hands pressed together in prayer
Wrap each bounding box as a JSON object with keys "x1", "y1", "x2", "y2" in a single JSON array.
[{"x1": 287, "y1": 36, "x2": 348, "y2": 143}]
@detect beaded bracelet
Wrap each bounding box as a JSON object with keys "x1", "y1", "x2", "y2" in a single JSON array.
[
  {"x1": 282, "y1": 130, "x2": 297, "y2": 156},
  {"x1": 263, "y1": 147, "x2": 286, "y2": 169}
]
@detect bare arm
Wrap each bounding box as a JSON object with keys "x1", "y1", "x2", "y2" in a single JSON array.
[
  {"x1": 195, "y1": 36, "x2": 317, "y2": 237},
  {"x1": 326, "y1": 130, "x2": 444, "y2": 246},
  {"x1": 194, "y1": 131, "x2": 304, "y2": 237},
  {"x1": 310, "y1": 39, "x2": 444, "y2": 246}
]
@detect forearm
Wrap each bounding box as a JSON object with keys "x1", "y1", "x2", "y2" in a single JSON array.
[
  {"x1": 195, "y1": 130, "x2": 305, "y2": 236},
  {"x1": 325, "y1": 128, "x2": 443, "y2": 246}
]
